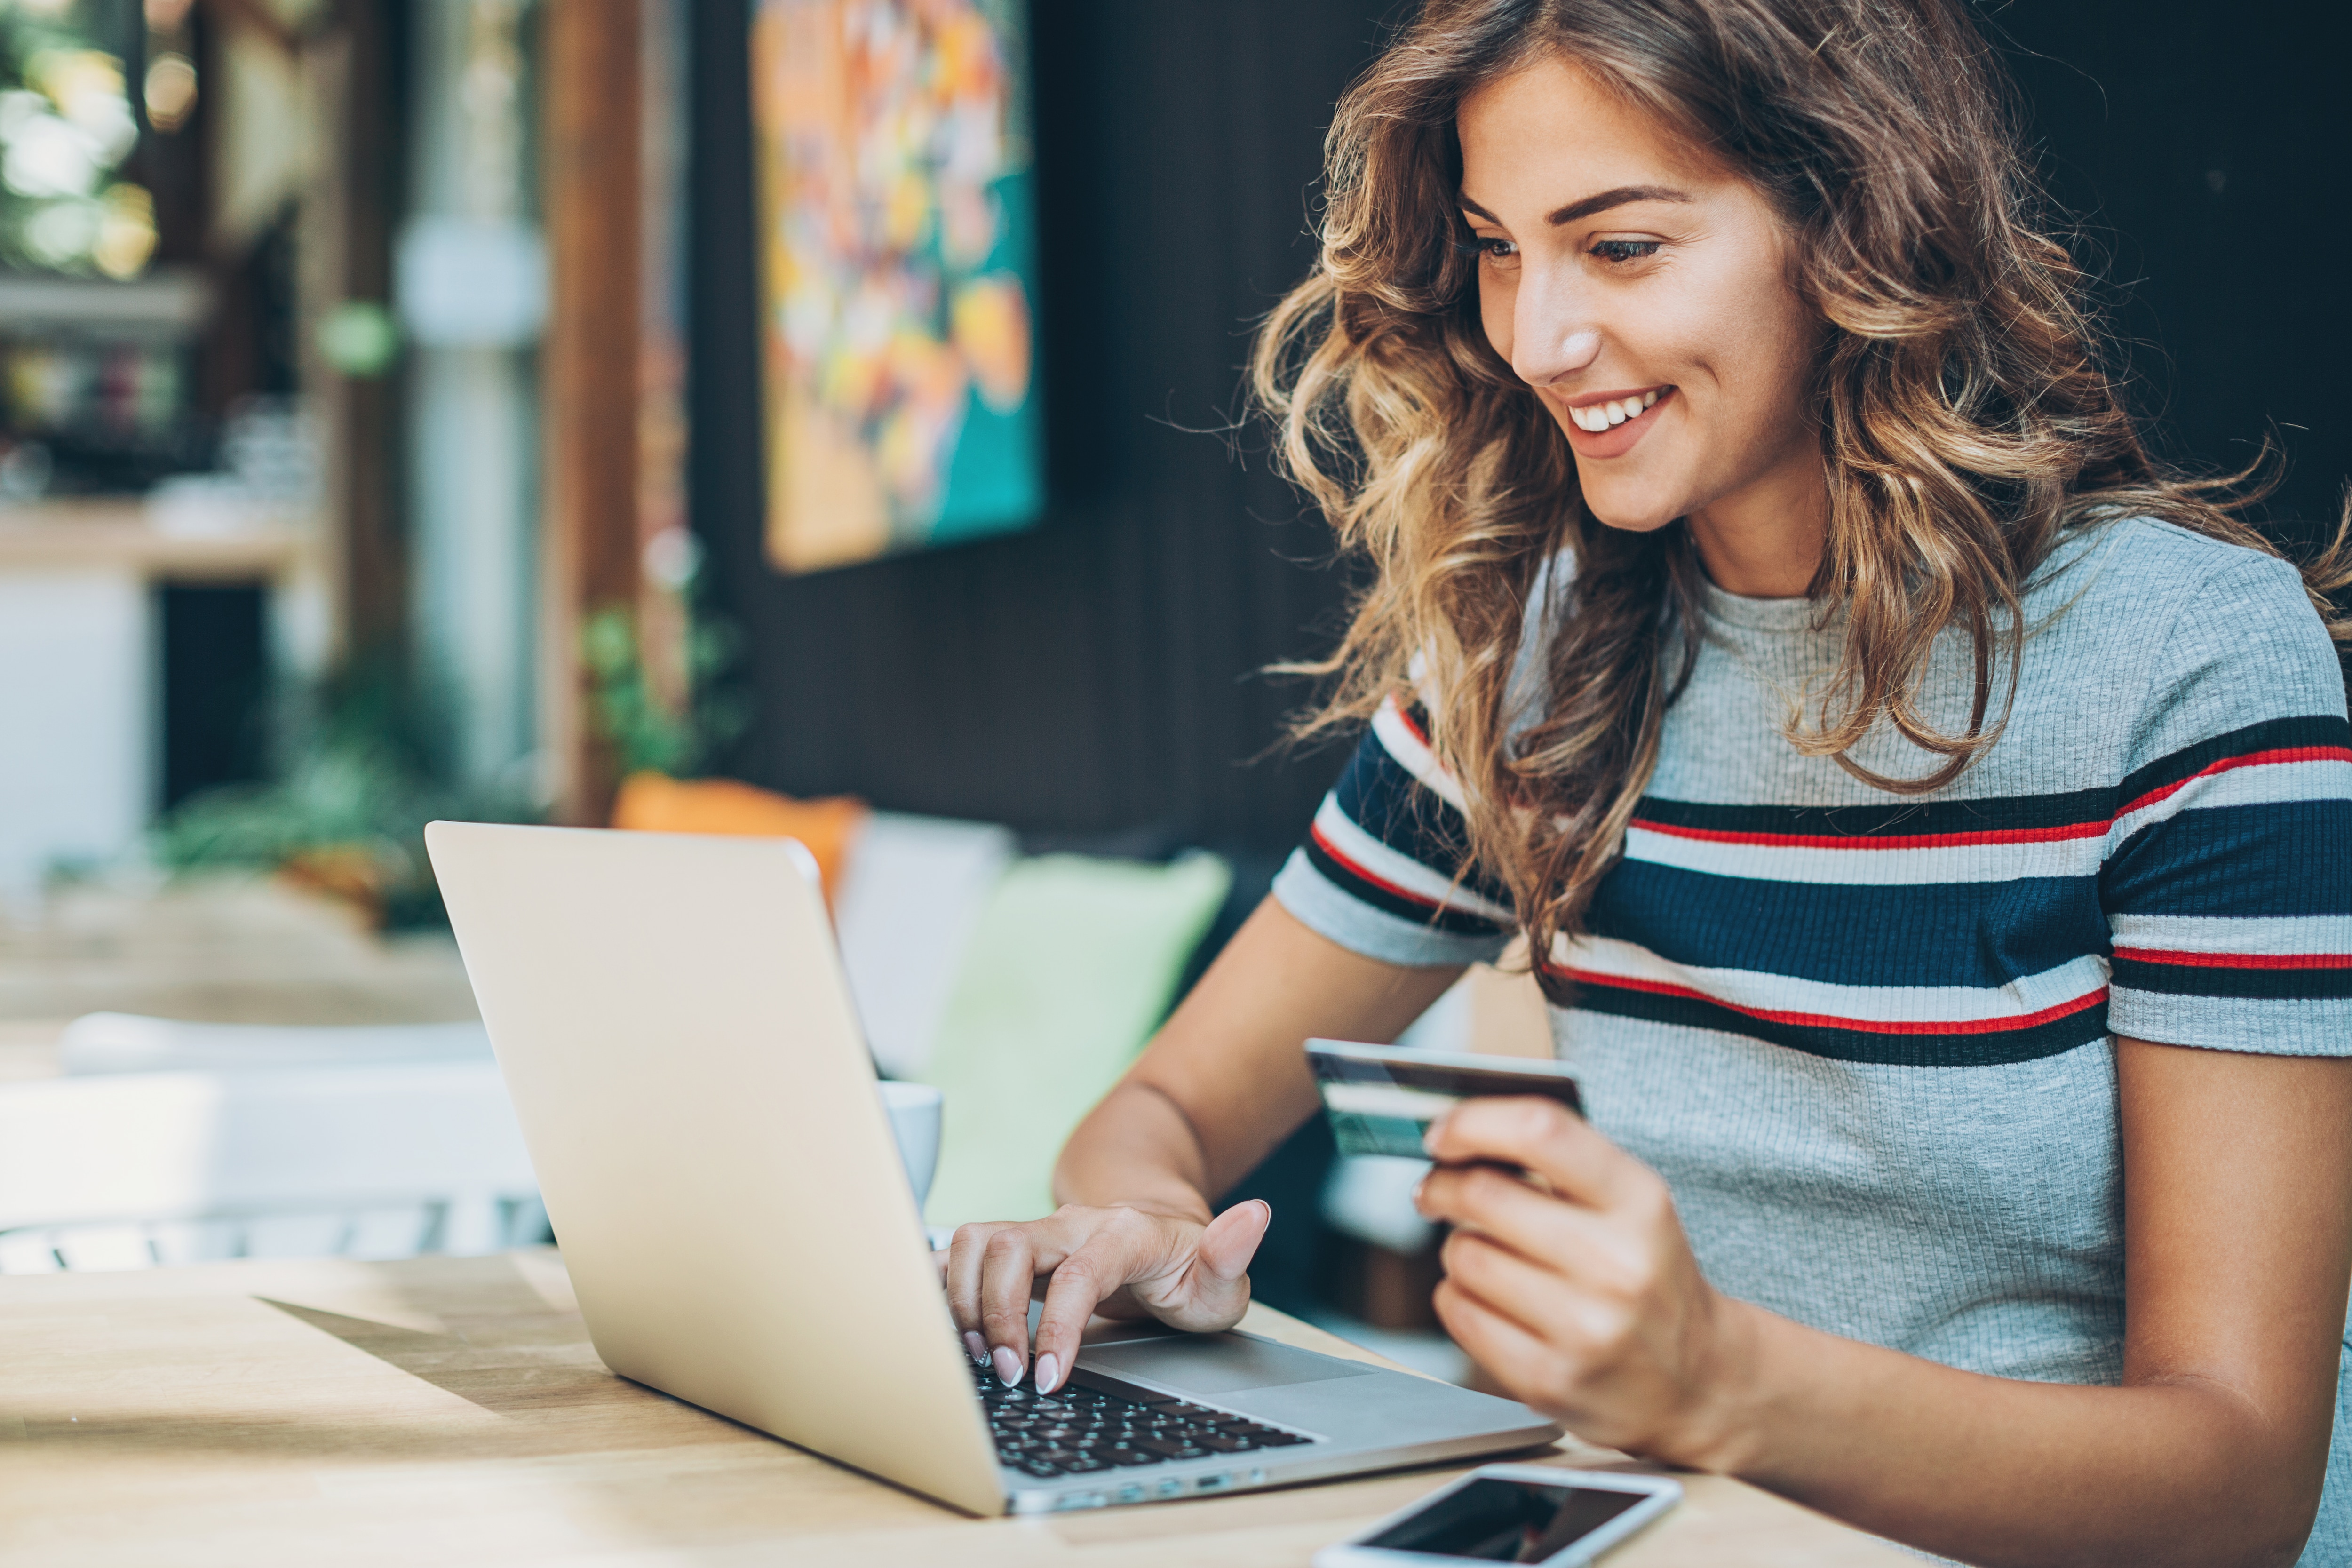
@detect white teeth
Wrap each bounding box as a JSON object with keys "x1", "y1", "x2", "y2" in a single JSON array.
[{"x1": 1568, "y1": 391, "x2": 1666, "y2": 433}]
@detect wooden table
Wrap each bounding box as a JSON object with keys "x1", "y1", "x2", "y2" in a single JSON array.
[
  {"x1": 0, "y1": 877, "x2": 482, "y2": 1085},
  {"x1": 0, "y1": 1250, "x2": 1908, "y2": 1567}
]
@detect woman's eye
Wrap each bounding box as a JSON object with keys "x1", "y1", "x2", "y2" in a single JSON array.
[{"x1": 1590, "y1": 239, "x2": 1662, "y2": 265}]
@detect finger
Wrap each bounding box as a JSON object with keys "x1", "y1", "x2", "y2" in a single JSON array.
[
  {"x1": 1433, "y1": 1275, "x2": 1575, "y2": 1417},
  {"x1": 1424, "y1": 1096, "x2": 1643, "y2": 1208},
  {"x1": 977, "y1": 1227, "x2": 1045, "y2": 1385},
  {"x1": 960, "y1": 1213, "x2": 1105, "y2": 1363},
  {"x1": 1440, "y1": 1228, "x2": 1624, "y2": 1352},
  {"x1": 945, "y1": 1221, "x2": 1021, "y2": 1361},
  {"x1": 1168, "y1": 1199, "x2": 1269, "y2": 1327},
  {"x1": 944, "y1": 1222, "x2": 1011, "y2": 1358},
  {"x1": 1031, "y1": 1236, "x2": 1129, "y2": 1394},
  {"x1": 1198, "y1": 1200, "x2": 1270, "y2": 1282},
  {"x1": 1416, "y1": 1160, "x2": 1618, "y2": 1270}
]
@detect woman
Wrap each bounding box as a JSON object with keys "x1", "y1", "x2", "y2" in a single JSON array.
[{"x1": 941, "y1": 2, "x2": 2352, "y2": 1562}]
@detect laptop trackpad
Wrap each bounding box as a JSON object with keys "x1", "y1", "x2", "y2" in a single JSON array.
[{"x1": 1081, "y1": 1334, "x2": 1377, "y2": 1395}]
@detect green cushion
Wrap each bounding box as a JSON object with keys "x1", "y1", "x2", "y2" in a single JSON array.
[{"x1": 917, "y1": 852, "x2": 1231, "y2": 1230}]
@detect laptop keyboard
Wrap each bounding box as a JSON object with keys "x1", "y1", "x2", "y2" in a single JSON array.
[{"x1": 969, "y1": 1359, "x2": 1313, "y2": 1479}]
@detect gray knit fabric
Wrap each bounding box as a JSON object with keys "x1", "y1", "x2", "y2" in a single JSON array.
[{"x1": 1274, "y1": 519, "x2": 2352, "y2": 1563}]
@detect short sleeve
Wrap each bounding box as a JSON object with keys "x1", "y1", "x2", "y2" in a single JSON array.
[
  {"x1": 2101, "y1": 551, "x2": 2352, "y2": 1054},
  {"x1": 1271, "y1": 697, "x2": 1516, "y2": 967}
]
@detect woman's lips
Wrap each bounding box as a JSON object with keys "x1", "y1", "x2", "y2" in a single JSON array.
[{"x1": 1558, "y1": 385, "x2": 1674, "y2": 459}]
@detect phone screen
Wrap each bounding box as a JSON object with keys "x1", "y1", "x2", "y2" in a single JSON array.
[{"x1": 1359, "y1": 1476, "x2": 1645, "y2": 1562}]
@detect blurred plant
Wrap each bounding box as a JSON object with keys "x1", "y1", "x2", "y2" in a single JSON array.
[
  {"x1": 151, "y1": 661, "x2": 539, "y2": 930},
  {"x1": 317, "y1": 299, "x2": 399, "y2": 378},
  {"x1": 581, "y1": 604, "x2": 751, "y2": 780},
  {"x1": 0, "y1": 3, "x2": 157, "y2": 278}
]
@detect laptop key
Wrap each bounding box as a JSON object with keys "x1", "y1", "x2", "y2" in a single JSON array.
[{"x1": 1137, "y1": 1438, "x2": 1209, "y2": 1460}]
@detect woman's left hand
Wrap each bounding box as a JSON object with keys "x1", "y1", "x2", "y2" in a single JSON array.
[{"x1": 1414, "y1": 1096, "x2": 1754, "y2": 1469}]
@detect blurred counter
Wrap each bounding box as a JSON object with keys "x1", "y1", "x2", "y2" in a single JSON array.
[
  {"x1": 0, "y1": 496, "x2": 308, "y2": 576},
  {"x1": 0, "y1": 497, "x2": 327, "y2": 896}
]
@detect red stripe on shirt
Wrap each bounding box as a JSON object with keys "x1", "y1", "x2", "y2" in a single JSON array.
[
  {"x1": 2112, "y1": 947, "x2": 2352, "y2": 971},
  {"x1": 1557, "y1": 969, "x2": 2111, "y2": 1036},
  {"x1": 1623, "y1": 746, "x2": 2352, "y2": 851},
  {"x1": 1309, "y1": 822, "x2": 1442, "y2": 912},
  {"x1": 1629, "y1": 819, "x2": 2109, "y2": 850},
  {"x1": 2119, "y1": 746, "x2": 2352, "y2": 817}
]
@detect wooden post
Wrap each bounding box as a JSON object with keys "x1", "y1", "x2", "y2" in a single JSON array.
[
  {"x1": 540, "y1": 0, "x2": 643, "y2": 825},
  {"x1": 324, "y1": 0, "x2": 405, "y2": 672}
]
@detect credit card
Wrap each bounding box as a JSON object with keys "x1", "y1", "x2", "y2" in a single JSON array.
[{"x1": 1307, "y1": 1038, "x2": 1585, "y2": 1159}]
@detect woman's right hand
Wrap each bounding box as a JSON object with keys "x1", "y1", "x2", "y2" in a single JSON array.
[{"x1": 939, "y1": 1198, "x2": 1272, "y2": 1395}]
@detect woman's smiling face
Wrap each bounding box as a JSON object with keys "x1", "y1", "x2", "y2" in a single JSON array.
[{"x1": 1458, "y1": 55, "x2": 1827, "y2": 573}]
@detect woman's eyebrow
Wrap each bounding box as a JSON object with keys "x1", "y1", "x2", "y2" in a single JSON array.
[{"x1": 1457, "y1": 185, "x2": 1694, "y2": 227}]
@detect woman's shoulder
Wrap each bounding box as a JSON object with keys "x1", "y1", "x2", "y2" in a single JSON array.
[
  {"x1": 2028, "y1": 517, "x2": 2345, "y2": 756},
  {"x1": 2031, "y1": 515, "x2": 2304, "y2": 611},
  {"x1": 2029, "y1": 517, "x2": 2326, "y2": 660}
]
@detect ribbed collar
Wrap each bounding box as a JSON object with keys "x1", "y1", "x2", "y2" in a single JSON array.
[
  {"x1": 1692, "y1": 520, "x2": 2126, "y2": 637},
  {"x1": 1696, "y1": 578, "x2": 1827, "y2": 634}
]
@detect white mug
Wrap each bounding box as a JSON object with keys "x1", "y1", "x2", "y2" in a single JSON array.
[{"x1": 877, "y1": 1081, "x2": 943, "y2": 1205}]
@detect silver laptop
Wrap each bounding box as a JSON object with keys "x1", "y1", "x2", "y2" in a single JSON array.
[{"x1": 424, "y1": 821, "x2": 1561, "y2": 1515}]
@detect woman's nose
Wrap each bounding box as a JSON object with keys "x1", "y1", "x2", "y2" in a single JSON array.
[
  {"x1": 1513, "y1": 323, "x2": 1602, "y2": 388},
  {"x1": 1510, "y1": 263, "x2": 1604, "y2": 386}
]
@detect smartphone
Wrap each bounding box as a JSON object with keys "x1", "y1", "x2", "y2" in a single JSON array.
[
  {"x1": 1307, "y1": 1039, "x2": 1585, "y2": 1160},
  {"x1": 1313, "y1": 1465, "x2": 1681, "y2": 1567}
]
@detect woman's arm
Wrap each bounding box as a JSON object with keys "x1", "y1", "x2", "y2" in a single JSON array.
[
  {"x1": 1415, "y1": 1037, "x2": 2352, "y2": 1568},
  {"x1": 940, "y1": 896, "x2": 1462, "y2": 1391}
]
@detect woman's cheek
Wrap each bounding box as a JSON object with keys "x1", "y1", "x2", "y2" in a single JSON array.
[{"x1": 1478, "y1": 278, "x2": 1515, "y2": 365}]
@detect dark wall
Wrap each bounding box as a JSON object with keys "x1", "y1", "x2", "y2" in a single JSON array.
[
  {"x1": 689, "y1": 0, "x2": 1397, "y2": 856},
  {"x1": 1993, "y1": 1, "x2": 2351, "y2": 554},
  {"x1": 687, "y1": 1, "x2": 2352, "y2": 854}
]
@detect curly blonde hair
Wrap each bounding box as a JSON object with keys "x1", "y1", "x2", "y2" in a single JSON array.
[{"x1": 1253, "y1": 0, "x2": 2350, "y2": 997}]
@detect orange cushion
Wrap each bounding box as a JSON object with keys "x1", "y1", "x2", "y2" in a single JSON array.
[{"x1": 611, "y1": 772, "x2": 868, "y2": 905}]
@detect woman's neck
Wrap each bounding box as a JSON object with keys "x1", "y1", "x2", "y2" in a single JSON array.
[{"x1": 1685, "y1": 451, "x2": 1830, "y2": 599}]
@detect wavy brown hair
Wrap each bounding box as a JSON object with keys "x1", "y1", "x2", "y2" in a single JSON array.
[{"x1": 1253, "y1": 0, "x2": 2351, "y2": 997}]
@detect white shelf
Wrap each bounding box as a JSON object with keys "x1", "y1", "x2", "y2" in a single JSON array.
[{"x1": 0, "y1": 269, "x2": 212, "y2": 336}]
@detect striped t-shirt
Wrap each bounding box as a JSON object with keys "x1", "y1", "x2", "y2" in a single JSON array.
[{"x1": 1273, "y1": 518, "x2": 2352, "y2": 1562}]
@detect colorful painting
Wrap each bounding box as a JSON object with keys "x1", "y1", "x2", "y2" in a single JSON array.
[{"x1": 750, "y1": 0, "x2": 1042, "y2": 574}]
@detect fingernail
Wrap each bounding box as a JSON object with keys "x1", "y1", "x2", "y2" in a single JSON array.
[
  {"x1": 992, "y1": 1345, "x2": 1022, "y2": 1387},
  {"x1": 963, "y1": 1331, "x2": 987, "y2": 1363},
  {"x1": 1035, "y1": 1353, "x2": 1060, "y2": 1394}
]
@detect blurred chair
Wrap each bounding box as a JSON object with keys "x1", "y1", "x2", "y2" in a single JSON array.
[
  {"x1": 611, "y1": 780, "x2": 1020, "y2": 1079},
  {"x1": 610, "y1": 771, "x2": 869, "y2": 906},
  {"x1": 832, "y1": 811, "x2": 1018, "y2": 1081},
  {"x1": 917, "y1": 851, "x2": 1232, "y2": 1230},
  {"x1": 0, "y1": 1059, "x2": 540, "y2": 1274}
]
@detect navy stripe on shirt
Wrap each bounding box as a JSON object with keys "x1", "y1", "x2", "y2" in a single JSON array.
[
  {"x1": 1585, "y1": 862, "x2": 2108, "y2": 991},
  {"x1": 1566, "y1": 971, "x2": 2113, "y2": 1067}
]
